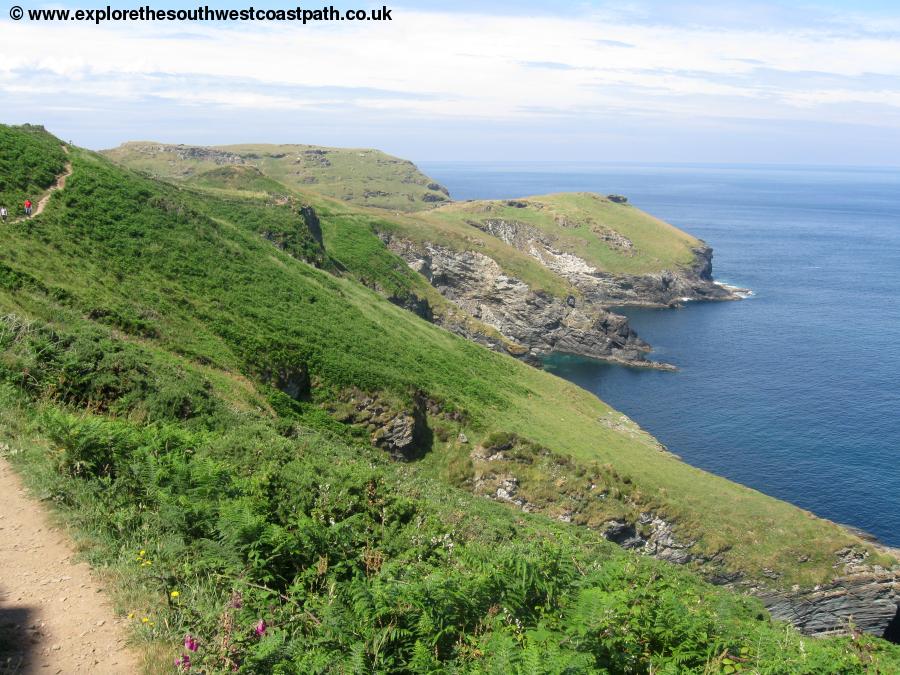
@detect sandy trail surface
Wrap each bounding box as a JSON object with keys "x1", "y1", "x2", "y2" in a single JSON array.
[{"x1": 0, "y1": 458, "x2": 141, "y2": 674}]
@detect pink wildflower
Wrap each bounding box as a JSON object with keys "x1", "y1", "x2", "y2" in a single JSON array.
[
  {"x1": 254, "y1": 619, "x2": 267, "y2": 637},
  {"x1": 184, "y1": 634, "x2": 198, "y2": 652},
  {"x1": 174, "y1": 654, "x2": 191, "y2": 670}
]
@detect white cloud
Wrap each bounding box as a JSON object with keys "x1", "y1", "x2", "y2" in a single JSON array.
[{"x1": 2, "y1": 5, "x2": 900, "y2": 143}]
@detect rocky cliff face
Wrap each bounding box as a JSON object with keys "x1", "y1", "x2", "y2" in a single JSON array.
[
  {"x1": 381, "y1": 235, "x2": 673, "y2": 369},
  {"x1": 756, "y1": 549, "x2": 899, "y2": 639},
  {"x1": 470, "y1": 217, "x2": 744, "y2": 307}
]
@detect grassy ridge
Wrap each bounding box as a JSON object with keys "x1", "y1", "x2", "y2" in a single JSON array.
[
  {"x1": 105, "y1": 142, "x2": 708, "y2": 290},
  {"x1": 1, "y1": 125, "x2": 897, "y2": 671},
  {"x1": 186, "y1": 166, "x2": 291, "y2": 195},
  {"x1": 102, "y1": 141, "x2": 450, "y2": 212}
]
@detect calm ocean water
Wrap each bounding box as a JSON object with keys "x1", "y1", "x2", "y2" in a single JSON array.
[{"x1": 420, "y1": 161, "x2": 900, "y2": 547}]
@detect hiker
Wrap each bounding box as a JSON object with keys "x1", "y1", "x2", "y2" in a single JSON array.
[
  {"x1": 0, "y1": 206, "x2": 8, "y2": 222},
  {"x1": 24, "y1": 199, "x2": 32, "y2": 217}
]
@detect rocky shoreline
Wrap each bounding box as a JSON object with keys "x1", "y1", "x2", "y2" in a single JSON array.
[
  {"x1": 378, "y1": 229, "x2": 740, "y2": 371},
  {"x1": 380, "y1": 234, "x2": 673, "y2": 369}
]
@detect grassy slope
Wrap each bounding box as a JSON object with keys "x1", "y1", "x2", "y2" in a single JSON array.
[
  {"x1": 102, "y1": 141, "x2": 450, "y2": 212},
  {"x1": 0, "y1": 124, "x2": 67, "y2": 214},
  {"x1": 428, "y1": 193, "x2": 702, "y2": 275},
  {"x1": 2, "y1": 126, "x2": 897, "y2": 672},
  {"x1": 3, "y1": 128, "x2": 888, "y2": 589},
  {"x1": 5, "y1": 388, "x2": 897, "y2": 673}
]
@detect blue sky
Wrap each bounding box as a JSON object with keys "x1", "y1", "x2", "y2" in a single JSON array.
[{"x1": 2, "y1": 1, "x2": 900, "y2": 164}]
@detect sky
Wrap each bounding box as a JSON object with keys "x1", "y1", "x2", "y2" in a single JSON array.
[{"x1": 2, "y1": 1, "x2": 900, "y2": 164}]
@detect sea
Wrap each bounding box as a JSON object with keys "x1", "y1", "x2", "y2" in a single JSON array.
[{"x1": 420, "y1": 161, "x2": 900, "y2": 547}]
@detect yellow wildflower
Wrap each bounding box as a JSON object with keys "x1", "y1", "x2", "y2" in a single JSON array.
[{"x1": 170, "y1": 590, "x2": 180, "y2": 598}]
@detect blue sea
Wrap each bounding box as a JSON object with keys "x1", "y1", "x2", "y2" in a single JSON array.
[{"x1": 420, "y1": 161, "x2": 900, "y2": 547}]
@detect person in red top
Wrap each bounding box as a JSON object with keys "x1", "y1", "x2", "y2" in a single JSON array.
[{"x1": 24, "y1": 199, "x2": 32, "y2": 217}]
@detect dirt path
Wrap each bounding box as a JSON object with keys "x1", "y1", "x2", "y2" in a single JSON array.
[
  {"x1": 13, "y1": 146, "x2": 72, "y2": 222},
  {"x1": 31, "y1": 163, "x2": 72, "y2": 218},
  {"x1": 0, "y1": 459, "x2": 141, "y2": 674}
]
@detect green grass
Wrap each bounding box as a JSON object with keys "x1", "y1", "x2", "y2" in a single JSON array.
[
  {"x1": 427, "y1": 192, "x2": 702, "y2": 276},
  {"x1": 0, "y1": 124, "x2": 67, "y2": 215},
  {"x1": 4, "y1": 388, "x2": 897, "y2": 674},
  {"x1": 103, "y1": 141, "x2": 450, "y2": 212},
  {"x1": 1, "y1": 124, "x2": 897, "y2": 672},
  {"x1": 186, "y1": 165, "x2": 292, "y2": 195},
  {"x1": 177, "y1": 177, "x2": 514, "y2": 348}
]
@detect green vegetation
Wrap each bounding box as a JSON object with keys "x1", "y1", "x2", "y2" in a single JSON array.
[
  {"x1": 105, "y1": 142, "x2": 707, "y2": 298},
  {"x1": 103, "y1": 142, "x2": 450, "y2": 211},
  {"x1": 1, "y1": 124, "x2": 897, "y2": 672},
  {"x1": 5, "y1": 125, "x2": 888, "y2": 583},
  {"x1": 427, "y1": 193, "x2": 702, "y2": 275},
  {"x1": 186, "y1": 166, "x2": 292, "y2": 196},
  {"x1": 5, "y1": 387, "x2": 898, "y2": 673},
  {"x1": 0, "y1": 124, "x2": 67, "y2": 215}
]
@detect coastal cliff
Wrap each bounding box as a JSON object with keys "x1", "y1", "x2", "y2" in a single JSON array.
[
  {"x1": 469, "y1": 215, "x2": 743, "y2": 307},
  {"x1": 381, "y1": 234, "x2": 673, "y2": 369},
  {"x1": 375, "y1": 213, "x2": 741, "y2": 369}
]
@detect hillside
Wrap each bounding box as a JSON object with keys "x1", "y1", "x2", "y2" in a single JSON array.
[
  {"x1": 0, "y1": 123, "x2": 68, "y2": 212},
  {"x1": 102, "y1": 141, "x2": 451, "y2": 212},
  {"x1": 2, "y1": 124, "x2": 898, "y2": 671},
  {"x1": 105, "y1": 141, "x2": 741, "y2": 369}
]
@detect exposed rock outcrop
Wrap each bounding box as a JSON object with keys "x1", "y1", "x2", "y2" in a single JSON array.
[
  {"x1": 756, "y1": 548, "x2": 899, "y2": 639},
  {"x1": 262, "y1": 364, "x2": 310, "y2": 401},
  {"x1": 761, "y1": 572, "x2": 898, "y2": 638},
  {"x1": 469, "y1": 218, "x2": 744, "y2": 307},
  {"x1": 332, "y1": 391, "x2": 431, "y2": 461},
  {"x1": 381, "y1": 234, "x2": 672, "y2": 369},
  {"x1": 167, "y1": 145, "x2": 247, "y2": 167},
  {"x1": 257, "y1": 202, "x2": 326, "y2": 267},
  {"x1": 600, "y1": 514, "x2": 697, "y2": 564},
  {"x1": 299, "y1": 204, "x2": 323, "y2": 247}
]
